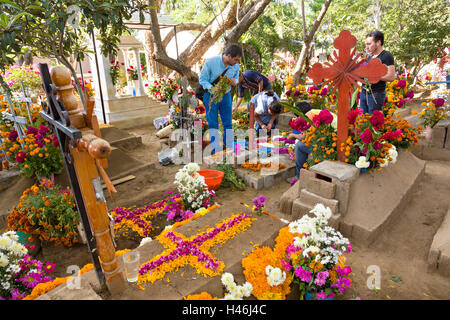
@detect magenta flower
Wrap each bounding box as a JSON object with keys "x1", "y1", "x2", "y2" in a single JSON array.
[
  {"x1": 285, "y1": 90, "x2": 291, "y2": 97},
  {"x1": 369, "y1": 110, "x2": 384, "y2": 129},
  {"x1": 26, "y1": 126, "x2": 39, "y2": 135},
  {"x1": 432, "y1": 98, "x2": 445, "y2": 108},
  {"x1": 8, "y1": 130, "x2": 18, "y2": 142},
  {"x1": 396, "y1": 79, "x2": 407, "y2": 88},
  {"x1": 294, "y1": 266, "x2": 312, "y2": 282},
  {"x1": 289, "y1": 116, "x2": 311, "y2": 132},
  {"x1": 405, "y1": 90, "x2": 414, "y2": 100},
  {"x1": 360, "y1": 129, "x2": 374, "y2": 144},
  {"x1": 314, "y1": 270, "x2": 329, "y2": 286},
  {"x1": 38, "y1": 124, "x2": 50, "y2": 135},
  {"x1": 320, "y1": 87, "x2": 328, "y2": 96},
  {"x1": 293, "y1": 90, "x2": 301, "y2": 97},
  {"x1": 348, "y1": 108, "x2": 362, "y2": 125},
  {"x1": 253, "y1": 195, "x2": 267, "y2": 210},
  {"x1": 316, "y1": 291, "x2": 327, "y2": 300},
  {"x1": 313, "y1": 109, "x2": 333, "y2": 127},
  {"x1": 307, "y1": 86, "x2": 319, "y2": 94}
]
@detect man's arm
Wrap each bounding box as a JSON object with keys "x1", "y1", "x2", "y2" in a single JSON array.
[
  {"x1": 233, "y1": 96, "x2": 243, "y2": 112},
  {"x1": 254, "y1": 113, "x2": 266, "y2": 129},
  {"x1": 266, "y1": 114, "x2": 279, "y2": 131},
  {"x1": 258, "y1": 80, "x2": 263, "y2": 93},
  {"x1": 381, "y1": 65, "x2": 396, "y2": 82},
  {"x1": 199, "y1": 61, "x2": 213, "y2": 91}
]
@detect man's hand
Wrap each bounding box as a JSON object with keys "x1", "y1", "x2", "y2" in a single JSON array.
[{"x1": 230, "y1": 78, "x2": 237, "y2": 86}]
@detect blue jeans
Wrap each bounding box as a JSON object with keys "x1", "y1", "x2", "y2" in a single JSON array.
[
  {"x1": 203, "y1": 91, "x2": 233, "y2": 154},
  {"x1": 360, "y1": 90, "x2": 386, "y2": 115},
  {"x1": 294, "y1": 141, "x2": 311, "y2": 178}
]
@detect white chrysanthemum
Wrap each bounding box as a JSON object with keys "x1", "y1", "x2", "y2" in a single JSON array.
[
  {"x1": 266, "y1": 265, "x2": 286, "y2": 287},
  {"x1": 222, "y1": 294, "x2": 234, "y2": 300},
  {"x1": 186, "y1": 162, "x2": 200, "y2": 173},
  {"x1": 355, "y1": 156, "x2": 370, "y2": 169},
  {"x1": 310, "y1": 203, "x2": 332, "y2": 221},
  {"x1": 0, "y1": 252, "x2": 9, "y2": 268},
  {"x1": 242, "y1": 282, "x2": 253, "y2": 297},
  {"x1": 221, "y1": 272, "x2": 234, "y2": 287}
]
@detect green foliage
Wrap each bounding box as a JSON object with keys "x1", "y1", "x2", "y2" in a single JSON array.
[{"x1": 214, "y1": 163, "x2": 246, "y2": 191}]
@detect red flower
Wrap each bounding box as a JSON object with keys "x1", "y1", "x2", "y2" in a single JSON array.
[
  {"x1": 405, "y1": 90, "x2": 414, "y2": 100},
  {"x1": 16, "y1": 151, "x2": 26, "y2": 163},
  {"x1": 319, "y1": 87, "x2": 328, "y2": 96},
  {"x1": 289, "y1": 117, "x2": 311, "y2": 132},
  {"x1": 379, "y1": 129, "x2": 402, "y2": 141},
  {"x1": 8, "y1": 130, "x2": 18, "y2": 142},
  {"x1": 396, "y1": 79, "x2": 407, "y2": 88},
  {"x1": 307, "y1": 86, "x2": 319, "y2": 94},
  {"x1": 397, "y1": 98, "x2": 405, "y2": 108},
  {"x1": 312, "y1": 109, "x2": 333, "y2": 127},
  {"x1": 369, "y1": 110, "x2": 384, "y2": 129},
  {"x1": 432, "y1": 98, "x2": 445, "y2": 108},
  {"x1": 348, "y1": 108, "x2": 362, "y2": 125},
  {"x1": 360, "y1": 128, "x2": 374, "y2": 144},
  {"x1": 285, "y1": 90, "x2": 292, "y2": 97},
  {"x1": 293, "y1": 90, "x2": 301, "y2": 97}
]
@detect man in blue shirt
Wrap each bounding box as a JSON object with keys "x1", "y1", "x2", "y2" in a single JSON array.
[
  {"x1": 199, "y1": 44, "x2": 242, "y2": 154},
  {"x1": 233, "y1": 70, "x2": 272, "y2": 112}
]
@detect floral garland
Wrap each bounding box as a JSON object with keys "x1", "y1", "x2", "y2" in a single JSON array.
[
  {"x1": 184, "y1": 292, "x2": 219, "y2": 300},
  {"x1": 22, "y1": 249, "x2": 131, "y2": 300},
  {"x1": 137, "y1": 213, "x2": 254, "y2": 285},
  {"x1": 241, "y1": 227, "x2": 296, "y2": 300},
  {"x1": 241, "y1": 161, "x2": 286, "y2": 172},
  {"x1": 110, "y1": 195, "x2": 181, "y2": 238}
]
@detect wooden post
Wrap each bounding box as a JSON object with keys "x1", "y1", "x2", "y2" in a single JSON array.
[
  {"x1": 307, "y1": 30, "x2": 387, "y2": 162},
  {"x1": 43, "y1": 64, "x2": 125, "y2": 294}
]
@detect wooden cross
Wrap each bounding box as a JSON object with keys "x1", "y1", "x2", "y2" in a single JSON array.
[
  {"x1": 2, "y1": 91, "x2": 28, "y2": 144},
  {"x1": 138, "y1": 213, "x2": 252, "y2": 284},
  {"x1": 307, "y1": 30, "x2": 387, "y2": 161},
  {"x1": 18, "y1": 81, "x2": 35, "y2": 124}
]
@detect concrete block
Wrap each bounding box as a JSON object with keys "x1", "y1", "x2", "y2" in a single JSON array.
[
  {"x1": 335, "y1": 180, "x2": 352, "y2": 216},
  {"x1": 263, "y1": 174, "x2": 275, "y2": 188},
  {"x1": 280, "y1": 180, "x2": 300, "y2": 215},
  {"x1": 306, "y1": 177, "x2": 336, "y2": 199},
  {"x1": 0, "y1": 167, "x2": 21, "y2": 192},
  {"x1": 291, "y1": 198, "x2": 313, "y2": 220},
  {"x1": 298, "y1": 168, "x2": 316, "y2": 194},
  {"x1": 428, "y1": 206, "x2": 450, "y2": 277},
  {"x1": 310, "y1": 160, "x2": 360, "y2": 182},
  {"x1": 298, "y1": 189, "x2": 339, "y2": 215},
  {"x1": 431, "y1": 126, "x2": 446, "y2": 148}
]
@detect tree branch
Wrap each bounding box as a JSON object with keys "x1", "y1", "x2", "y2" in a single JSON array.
[{"x1": 161, "y1": 23, "x2": 204, "y2": 48}]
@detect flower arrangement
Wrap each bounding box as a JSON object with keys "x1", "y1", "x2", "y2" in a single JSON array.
[
  {"x1": 174, "y1": 163, "x2": 215, "y2": 213},
  {"x1": 232, "y1": 110, "x2": 249, "y2": 130},
  {"x1": 241, "y1": 227, "x2": 294, "y2": 300},
  {"x1": 418, "y1": 98, "x2": 447, "y2": 128},
  {"x1": 382, "y1": 76, "x2": 415, "y2": 115},
  {"x1": 109, "y1": 60, "x2": 123, "y2": 86},
  {"x1": 127, "y1": 65, "x2": 139, "y2": 80},
  {"x1": 2, "y1": 123, "x2": 63, "y2": 179},
  {"x1": 284, "y1": 81, "x2": 309, "y2": 106},
  {"x1": 302, "y1": 109, "x2": 338, "y2": 167},
  {"x1": 138, "y1": 212, "x2": 254, "y2": 285},
  {"x1": 7, "y1": 180, "x2": 80, "y2": 247},
  {"x1": 283, "y1": 204, "x2": 352, "y2": 300},
  {"x1": 22, "y1": 248, "x2": 130, "y2": 300},
  {"x1": 306, "y1": 85, "x2": 336, "y2": 109},
  {"x1": 221, "y1": 272, "x2": 253, "y2": 300},
  {"x1": 2, "y1": 65, "x2": 42, "y2": 95},
  {"x1": 209, "y1": 75, "x2": 232, "y2": 107},
  {"x1": 241, "y1": 161, "x2": 286, "y2": 172},
  {"x1": 148, "y1": 77, "x2": 179, "y2": 104},
  {"x1": 252, "y1": 195, "x2": 267, "y2": 216},
  {"x1": 0, "y1": 230, "x2": 55, "y2": 300},
  {"x1": 289, "y1": 116, "x2": 311, "y2": 132}
]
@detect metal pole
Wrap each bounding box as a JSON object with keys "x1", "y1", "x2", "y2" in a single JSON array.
[{"x1": 91, "y1": 31, "x2": 107, "y2": 124}]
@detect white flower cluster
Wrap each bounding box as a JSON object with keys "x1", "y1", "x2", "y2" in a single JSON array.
[
  {"x1": 288, "y1": 204, "x2": 350, "y2": 266},
  {"x1": 355, "y1": 144, "x2": 398, "y2": 169},
  {"x1": 221, "y1": 272, "x2": 253, "y2": 300},
  {"x1": 174, "y1": 163, "x2": 215, "y2": 212},
  {"x1": 265, "y1": 265, "x2": 286, "y2": 287},
  {"x1": 0, "y1": 231, "x2": 28, "y2": 268}
]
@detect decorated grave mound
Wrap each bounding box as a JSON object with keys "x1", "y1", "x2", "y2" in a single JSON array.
[{"x1": 26, "y1": 197, "x2": 353, "y2": 301}]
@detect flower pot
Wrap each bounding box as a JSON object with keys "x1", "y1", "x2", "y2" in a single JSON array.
[{"x1": 424, "y1": 126, "x2": 433, "y2": 141}]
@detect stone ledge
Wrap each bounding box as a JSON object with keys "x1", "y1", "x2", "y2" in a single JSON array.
[{"x1": 428, "y1": 205, "x2": 450, "y2": 277}]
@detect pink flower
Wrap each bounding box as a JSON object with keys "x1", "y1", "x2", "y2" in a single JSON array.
[
  {"x1": 312, "y1": 109, "x2": 333, "y2": 127},
  {"x1": 314, "y1": 270, "x2": 329, "y2": 286},
  {"x1": 316, "y1": 291, "x2": 327, "y2": 300},
  {"x1": 379, "y1": 129, "x2": 402, "y2": 141},
  {"x1": 320, "y1": 87, "x2": 328, "y2": 96},
  {"x1": 405, "y1": 90, "x2": 414, "y2": 100},
  {"x1": 369, "y1": 110, "x2": 384, "y2": 129},
  {"x1": 307, "y1": 86, "x2": 319, "y2": 94},
  {"x1": 285, "y1": 90, "x2": 292, "y2": 97},
  {"x1": 397, "y1": 98, "x2": 405, "y2": 108},
  {"x1": 432, "y1": 98, "x2": 445, "y2": 108},
  {"x1": 289, "y1": 116, "x2": 310, "y2": 132},
  {"x1": 294, "y1": 266, "x2": 312, "y2": 282},
  {"x1": 8, "y1": 130, "x2": 18, "y2": 142},
  {"x1": 360, "y1": 128, "x2": 373, "y2": 144},
  {"x1": 293, "y1": 90, "x2": 301, "y2": 97},
  {"x1": 396, "y1": 79, "x2": 407, "y2": 88},
  {"x1": 348, "y1": 108, "x2": 362, "y2": 125}
]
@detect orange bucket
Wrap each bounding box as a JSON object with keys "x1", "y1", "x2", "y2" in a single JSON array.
[{"x1": 197, "y1": 170, "x2": 225, "y2": 191}]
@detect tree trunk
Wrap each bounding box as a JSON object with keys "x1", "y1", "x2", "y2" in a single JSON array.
[
  {"x1": 242, "y1": 43, "x2": 262, "y2": 72},
  {"x1": 177, "y1": 0, "x2": 247, "y2": 68},
  {"x1": 224, "y1": 0, "x2": 272, "y2": 47},
  {"x1": 292, "y1": 0, "x2": 333, "y2": 87}
]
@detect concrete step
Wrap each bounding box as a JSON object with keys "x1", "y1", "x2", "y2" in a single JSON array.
[
  {"x1": 280, "y1": 180, "x2": 300, "y2": 215},
  {"x1": 100, "y1": 126, "x2": 143, "y2": 150},
  {"x1": 298, "y1": 189, "x2": 339, "y2": 215},
  {"x1": 428, "y1": 205, "x2": 450, "y2": 277},
  {"x1": 306, "y1": 176, "x2": 336, "y2": 199}
]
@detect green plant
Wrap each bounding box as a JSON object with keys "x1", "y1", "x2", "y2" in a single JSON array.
[{"x1": 214, "y1": 163, "x2": 246, "y2": 191}]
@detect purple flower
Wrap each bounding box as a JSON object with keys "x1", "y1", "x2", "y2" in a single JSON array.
[
  {"x1": 8, "y1": 130, "x2": 18, "y2": 142},
  {"x1": 26, "y1": 126, "x2": 39, "y2": 135},
  {"x1": 38, "y1": 124, "x2": 50, "y2": 135},
  {"x1": 314, "y1": 270, "x2": 329, "y2": 286},
  {"x1": 294, "y1": 266, "x2": 312, "y2": 282},
  {"x1": 253, "y1": 195, "x2": 267, "y2": 210}
]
